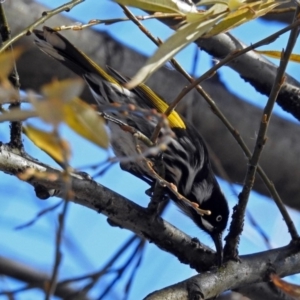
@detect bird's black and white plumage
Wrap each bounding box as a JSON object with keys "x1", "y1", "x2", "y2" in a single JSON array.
[{"x1": 34, "y1": 26, "x2": 229, "y2": 265}]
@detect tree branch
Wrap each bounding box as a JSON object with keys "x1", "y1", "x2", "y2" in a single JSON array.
[
  {"x1": 1, "y1": 143, "x2": 300, "y2": 296},
  {"x1": 0, "y1": 143, "x2": 218, "y2": 270},
  {"x1": 145, "y1": 243, "x2": 300, "y2": 299},
  {"x1": 0, "y1": 255, "x2": 90, "y2": 299}
]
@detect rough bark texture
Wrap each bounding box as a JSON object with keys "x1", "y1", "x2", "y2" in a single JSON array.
[{"x1": 0, "y1": 143, "x2": 300, "y2": 300}]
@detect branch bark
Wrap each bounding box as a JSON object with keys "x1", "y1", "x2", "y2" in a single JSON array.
[
  {"x1": 1, "y1": 143, "x2": 300, "y2": 299},
  {"x1": 145, "y1": 244, "x2": 300, "y2": 299}
]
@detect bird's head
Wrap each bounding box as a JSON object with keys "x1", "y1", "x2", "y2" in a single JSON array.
[{"x1": 188, "y1": 184, "x2": 229, "y2": 266}]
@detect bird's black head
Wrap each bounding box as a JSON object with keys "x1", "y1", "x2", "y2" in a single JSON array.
[{"x1": 187, "y1": 183, "x2": 229, "y2": 266}]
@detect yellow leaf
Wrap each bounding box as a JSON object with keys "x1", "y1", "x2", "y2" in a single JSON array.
[
  {"x1": 114, "y1": 0, "x2": 185, "y2": 14},
  {"x1": 0, "y1": 47, "x2": 23, "y2": 81},
  {"x1": 41, "y1": 78, "x2": 85, "y2": 103},
  {"x1": 126, "y1": 13, "x2": 226, "y2": 88},
  {"x1": 206, "y1": 0, "x2": 283, "y2": 36},
  {"x1": 196, "y1": 0, "x2": 228, "y2": 6},
  {"x1": 227, "y1": 0, "x2": 248, "y2": 10},
  {"x1": 206, "y1": 6, "x2": 253, "y2": 36},
  {"x1": 0, "y1": 86, "x2": 19, "y2": 104},
  {"x1": 0, "y1": 109, "x2": 36, "y2": 123},
  {"x1": 63, "y1": 98, "x2": 109, "y2": 149},
  {"x1": 256, "y1": 50, "x2": 300, "y2": 63},
  {"x1": 207, "y1": 3, "x2": 228, "y2": 14},
  {"x1": 29, "y1": 78, "x2": 85, "y2": 126},
  {"x1": 24, "y1": 125, "x2": 70, "y2": 164},
  {"x1": 186, "y1": 10, "x2": 214, "y2": 23},
  {"x1": 29, "y1": 95, "x2": 64, "y2": 126},
  {"x1": 253, "y1": 0, "x2": 286, "y2": 17}
]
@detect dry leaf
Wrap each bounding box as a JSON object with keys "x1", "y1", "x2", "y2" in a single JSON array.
[
  {"x1": 271, "y1": 273, "x2": 300, "y2": 299},
  {"x1": 63, "y1": 97, "x2": 109, "y2": 149},
  {"x1": 24, "y1": 125, "x2": 71, "y2": 164},
  {"x1": 29, "y1": 78, "x2": 85, "y2": 126},
  {"x1": 256, "y1": 50, "x2": 300, "y2": 63}
]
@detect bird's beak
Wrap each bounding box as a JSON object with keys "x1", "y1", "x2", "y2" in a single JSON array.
[{"x1": 212, "y1": 232, "x2": 223, "y2": 267}]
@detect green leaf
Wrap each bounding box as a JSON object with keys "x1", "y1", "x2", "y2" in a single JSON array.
[
  {"x1": 125, "y1": 12, "x2": 226, "y2": 88},
  {"x1": 114, "y1": 0, "x2": 184, "y2": 14},
  {"x1": 206, "y1": 0, "x2": 283, "y2": 37}
]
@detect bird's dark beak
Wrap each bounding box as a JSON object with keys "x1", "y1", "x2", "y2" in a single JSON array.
[{"x1": 212, "y1": 232, "x2": 223, "y2": 267}]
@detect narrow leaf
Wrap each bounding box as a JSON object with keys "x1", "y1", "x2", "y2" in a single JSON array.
[
  {"x1": 41, "y1": 78, "x2": 85, "y2": 103},
  {"x1": 0, "y1": 47, "x2": 23, "y2": 81},
  {"x1": 114, "y1": 0, "x2": 184, "y2": 14},
  {"x1": 30, "y1": 78, "x2": 85, "y2": 126},
  {"x1": 63, "y1": 98, "x2": 109, "y2": 149},
  {"x1": 0, "y1": 109, "x2": 36, "y2": 123},
  {"x1": 256, "y1": 50, "x2": 300, "y2": 63},
  {"x1": 126, "y1": 13, "x2": 226, "y2": 88},
  {"x1": 24, "y1": 125, "x2": 70, "y2": 164},
  {"x1": 206, "y1": 0, "x2": 282, "y2": 36}
]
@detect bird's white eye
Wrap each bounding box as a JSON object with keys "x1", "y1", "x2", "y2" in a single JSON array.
[{"x1": 216, "y1": 215, "x2": 222, "y2": 222}]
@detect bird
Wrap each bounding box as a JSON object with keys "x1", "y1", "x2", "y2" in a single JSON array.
[{"x1": 33, "y1": 26, "x2": 229, "y2": 266}]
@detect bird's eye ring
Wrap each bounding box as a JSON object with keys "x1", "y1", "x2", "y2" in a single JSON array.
[{"x1": 216, "y1": 215, "x2": 222, "y2": 222}]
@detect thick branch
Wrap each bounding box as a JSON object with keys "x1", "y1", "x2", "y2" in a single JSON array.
[
  {"x1": 195, "y1": 33, "x2": 300, "y2": 121},
  {"x1": 1, "y1": 144, "x2": 300, "y2": 291},
  {"x1": 0, "y1": 143, "x2": 217, "y2": 271},
  {"x1": 145, "y1": 243, "x2": 300, "y2": 299}
]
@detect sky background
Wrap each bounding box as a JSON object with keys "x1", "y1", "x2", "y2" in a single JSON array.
[{"x1": 0, "y1": 0, "x2": 300, "y2": 299}]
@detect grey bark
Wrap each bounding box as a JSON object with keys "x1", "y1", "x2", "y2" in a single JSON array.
[{"x1": 0, "y1": 143, "x2": 300, "y2": 300}]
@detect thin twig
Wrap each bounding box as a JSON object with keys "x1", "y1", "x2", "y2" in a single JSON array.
[
  {"x1": 119, "y1": 5, "x2": 178, "y2": 144},
  {"x1": 15, "y1": 201, "x2": 63, "y2": 230},
  {"x1": 267, "y1": 7, "x2": 296, "y2": 14},
  {"x1": 63, "y1": 236, "x2": 143, "y2": 299},
  {"x1": 134, "y1": 137, "x2": 211, "y2": 216},
  {"x1": 165, "y1": 17, "x2": 300, "y2": 117},
  {"x1": 208, "y1": 144, "x2": 272, "y2": 250},
  {"x1": 59, "y1": 235, "x2": 139, "y2": 286},
  {"x1": 97, "y1": 239, "x2": 145, "y2": 300},
  {"x1": 224, "y1": 7, "x2": 300, "y2": 260},
  {"x1": 93, "y1": 105, "x2": 175, "y2": 178},
  {"x1": 0, "y1": 3, "x2": 22, "y2": 149},
  {"x1": 54, "y1": 13, "x2": 183, "y2": 31},
  {"x1": 45, "y1": 200, "x2": 69, "y2": 300},
  {"x1": 123, "y1": 240, "x2": 145, "y2": 300},
  {"x1": 0, "y1": 0, "x2": 84, "y2": 54},
  {"x1": 0, "y1": 284, "x2": 34, "y2": 297},
  {"x1": 127, "y1": 14, "x2": 300, "y2": 142},
  {"x1": 45, "y1": 127, "x2": 72, "y2": 300}
]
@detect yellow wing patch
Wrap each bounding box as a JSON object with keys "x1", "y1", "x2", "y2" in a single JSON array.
[
  {"x1": 70, "y1": 45, "x2": 186, "y2": 129},
  {"x1": 138, "y1": 83, "x2": 186, "y2": 129}
]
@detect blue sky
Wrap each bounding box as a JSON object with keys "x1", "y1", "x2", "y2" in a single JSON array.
[{"x1": 0, "y1": 1, "x2": 300, "y2": 299}]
